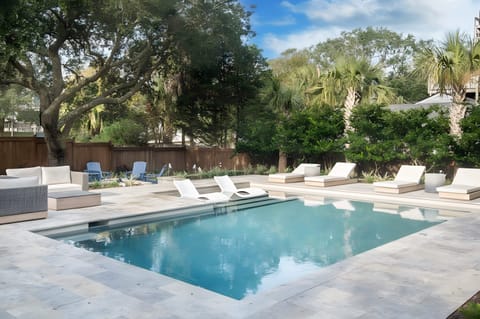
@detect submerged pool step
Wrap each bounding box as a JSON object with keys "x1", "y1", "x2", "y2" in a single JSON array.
[{"x1": 213, "y1": 196, "x2": 294, "y2": 214}]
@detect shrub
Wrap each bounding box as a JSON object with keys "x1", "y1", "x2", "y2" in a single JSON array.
[{"x1": 92, "y1": 119, "x2": 148, "y2": 146}]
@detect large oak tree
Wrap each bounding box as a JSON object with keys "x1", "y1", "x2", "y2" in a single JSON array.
[{"x1": 0, "y1": 0, "x2": 180, "y2": 164}]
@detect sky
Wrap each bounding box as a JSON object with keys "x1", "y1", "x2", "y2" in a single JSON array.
[{"x1": 240, "y1": 0, "x2": 480, "y2": 59}]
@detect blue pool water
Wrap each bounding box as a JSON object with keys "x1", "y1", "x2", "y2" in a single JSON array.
[{"x1": 54, "y1": 198, "x2": 444, "y2": 299}]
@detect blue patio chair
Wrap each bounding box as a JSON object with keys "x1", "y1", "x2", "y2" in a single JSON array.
[
  {"x1": 127, "y1": 161, "x2": 147, "y2": 181},
  {"x1": 85, "y1": 162, "x2": 111, "y2": 182},
  {"x1": 144, "y1": 163, "x2": 168, "y2": 184}
]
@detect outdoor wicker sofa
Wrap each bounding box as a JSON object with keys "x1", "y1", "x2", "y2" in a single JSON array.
[
  {"x1": 6, "y1": 165, "x2": 88, "y2": 192},
  {"x1": 0, "y1": 176, "x2": 48, "y2": 224}
]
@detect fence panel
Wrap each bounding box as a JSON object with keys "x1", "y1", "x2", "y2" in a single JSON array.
[
  {"x1": 0, "y1": 137, "x2": 250, "y2": 174},
  {"x1": 185, "y1": 147, "x2": 249, "y2": 172},
  {"x1": 0, "y1": 137, "x2": 48, "y2": 173},
  {"x1": 71, "y1": 142, "x2": 113, "y2": 171}
]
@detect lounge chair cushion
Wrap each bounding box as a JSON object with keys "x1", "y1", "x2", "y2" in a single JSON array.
[
  {"x1": 304, "y1": 175, "x2": 347, "y2": 182},
  {"x1": 328, "y1": 162, "x2": 356, "y2": 177},
  {"x1": 395, "y1": 165, "x2": 426, "y2": 184},
  {"x1": 0, "y1": 176, "x2": 39, "y2": 188},
  {"x1": 451, "y1": 168, "x2": 480, "y2": 186},
  {"x1": 268, "y1": 163, "x2": 320, "y2": 183},
  {"x1": 436, "y1": 184, "x2": 480, "y2": 194},
  {"x1": 373, "y1": 180, "x2": 418, "y2": 189},
  {"x1": 41, "y1": 166, "x2": 71, "y2": 185},
  {"x1": 292, "y1": 163, "x2": 321, "y2": 176}
]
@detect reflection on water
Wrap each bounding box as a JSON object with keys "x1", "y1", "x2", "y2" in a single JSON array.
[{"x1": 62, "y1": 199, "x2": 444, "y2": 299}]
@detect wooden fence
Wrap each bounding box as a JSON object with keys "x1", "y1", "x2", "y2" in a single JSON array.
[{"x1": 0, "y1": 137, "x2": 250, "y2": 174}]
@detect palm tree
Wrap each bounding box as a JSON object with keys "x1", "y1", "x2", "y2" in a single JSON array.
[
  {"x1": 263, "y1": 75, "x2": 304, "y2": 172},
  {"x1": 415, "y1": 31, "x2": 480, "y2": 137},
  {"x1": 310, "y1": 57, "x2": 396, "y2": 134}
]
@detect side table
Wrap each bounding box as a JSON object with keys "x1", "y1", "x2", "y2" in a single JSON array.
[
  {"x1": 425, "y1": 173, "x2": 446, "y2": 193},
  {"x1": 48, "y1": 191, "x2": 101, "y2": 210}
]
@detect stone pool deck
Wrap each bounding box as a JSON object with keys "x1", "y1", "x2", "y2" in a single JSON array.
[{"x1": 1, "y1": 175, "x2": 480, "y2": 318}]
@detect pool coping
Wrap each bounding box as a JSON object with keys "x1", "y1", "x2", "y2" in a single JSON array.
[{"x1": 1, "y1": 175, "x2": 480, "y2": 318}]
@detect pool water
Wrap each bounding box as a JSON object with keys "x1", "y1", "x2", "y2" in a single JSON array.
[{"x1": 55, "y1": 198, "x2": 444, "y2": 299}]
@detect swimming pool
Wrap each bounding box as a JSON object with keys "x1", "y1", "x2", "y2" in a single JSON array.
[{"x1": 53, "y1": 197, "x2": 445, "y2": 300}]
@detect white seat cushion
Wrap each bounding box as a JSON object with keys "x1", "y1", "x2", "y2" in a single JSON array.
[
  {"x1": 436, "y1": 184, "x2": 480, "y2": 194},
  {"x1": 292, "y1": 163, "x2": 320, "y2": 175},
  {"x1": 373, "y1": 180, "x2": 417, "y2": 189},
  {"x1": 48, "y1": 183, "x2": 82, "y2": 192},
  {"x1": 42, "y1": 166, "x2": 71, "y2": 185},
  {"x1": 269, "y1": 173, "x2": 305, "y2": 180},
  {"x1": 304, "y1": 175, "x2": 346, "y2": 182}
]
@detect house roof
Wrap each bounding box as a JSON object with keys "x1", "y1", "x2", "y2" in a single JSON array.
[{"x1": 388, "y1": 93, "x2": 475, "y2": 112}]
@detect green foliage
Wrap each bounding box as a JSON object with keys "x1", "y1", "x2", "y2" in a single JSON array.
[
  {"x1": 346, "y1": 104, "x2": 453, "y2": 173},
  {"x1": 414, "y1": 31, "x2": 480, "y2": 136},
  {"x1": 172, "y1": 2, "x2": 266, "y2": 146},
  {"x1": 456, "y1": 105, "x2": 480, "y2": 167},
  {"x1": 236, "y1": 94, "x2": 278, "y2": 164},
  {"x1": 238, "y1": 103, "x2": 345, "y2": 166},
  {"x1": 460, "y1": 302, "x2": 480, "y2": 319},
  {"x1": 312, "y1": 27, "x2": 422, "y2": 71},
  {"x1": 346, "y1": 104, "x2": 401, "y2": 169},
  {"x1": 172, "y1": 165, "x2": 273, "y2": 179},
  {"x1": 0, "y1": 85, "x2": 36, "y2": 131},
  {"x1": 361, "y1": 170, "x2": 391, "y2": 183},
  {"x1": 396, "y1": 106, "x2": 453, "y2": 172},
  {"x1": 386, "y1": 73, "x2": 428, "y2": 103},
  {"x1": 92, "y1": 119, "x2": 148, "y2": 146},
  {"x1": 89, "y1": 180, "x2": 120, "y2": 189}
]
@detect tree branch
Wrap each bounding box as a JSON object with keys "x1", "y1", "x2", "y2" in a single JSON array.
[
  {"x1": 60, "y1": 72, "x2": 152, "y2": 135},
  {"x1": 48, "y1": 35, "x2": 125, "y2": 110}
]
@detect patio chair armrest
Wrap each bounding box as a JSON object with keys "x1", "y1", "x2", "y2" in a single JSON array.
[{"x1": 71, "y1": 171, "x2": 89, "y2": 191}]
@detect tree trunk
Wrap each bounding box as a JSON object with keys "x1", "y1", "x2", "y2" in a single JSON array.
[
  {"x1": 0, "y1": 117, "x2": 4, "y2": 134},
  {"x1": 44, "y1": 129, "x2": 67, "y2": 166},
  {"x1": 278, "y1": 150, "x2": 287, "y2": 173},
  {"x1": 344, "y1": 87, "x2": 357, "y2": 134},
  {"x1": 42, "y1": 108, "x2": 66, "y2": 166},
  {"x1": 449, "y1": 102, "x2": 467, "y2": 138}
]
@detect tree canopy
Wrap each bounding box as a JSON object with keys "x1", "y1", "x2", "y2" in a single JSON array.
[{"x1": 0, "y1": 0, "x2": 265, "y2": 162}]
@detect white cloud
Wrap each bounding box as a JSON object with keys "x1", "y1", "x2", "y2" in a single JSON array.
[
  {"x1": 301, "y1": 0, "x2": 382, "y2": 22},
  {"x1": 262, "y1": 0, "x2": 479, "y2": 57},
  {"x1": 263, "y1": 26, "x2": 344, "y2": 56}
]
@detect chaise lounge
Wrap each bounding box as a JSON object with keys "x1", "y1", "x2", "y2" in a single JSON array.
[
  {"x1": 373, "y1": 165, "x2": 425, "y2": 194},
  {"x1": 436, "y1": 168, "x2": 480, "y2": 200},
  {"x1": 173, "y1": 179, "x2": 230, "y2": 203},
  {"x1": 304, "y1": 162, "x2": 357, "y2": 187},
  {"x1": 268, "y1": 163, "x2": 320, "y2": 183},
  {"x1": 214, "y1": 175, "x2": 267, "y2": 198}
]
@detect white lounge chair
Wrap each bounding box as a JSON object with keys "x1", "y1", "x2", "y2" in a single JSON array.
[
  {"x1": 268, "y1": 163, "x2": 320, "y2": 183},
  {"x1": 304, "y1": 162, "x2": 357, "y2": 187},
  {"x1": 173, "y1": 179, "x2": 229, "y2": 203},
  {"x1": 436, "y1": 168, "x2": 480, "y2": 200},
  {"x1": 373, "y1": 165, "x2": 425, "y2": 194},
  {"x1": 214, "y1": 175, "x2": 267, "y2": 198}
]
